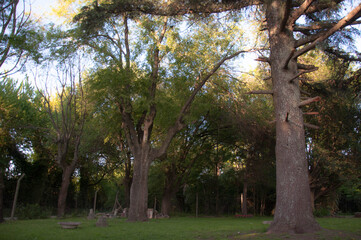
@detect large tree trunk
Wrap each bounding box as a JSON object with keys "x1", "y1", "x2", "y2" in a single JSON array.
[
  {"x1": 0, "y1": 168, "x2": 4, "y2": 223},
  {"x1": 161, "y1": 169, "x2": 176, "y2": 216},
  {"x1": 266, "y1": 1, "x2": 320, "y2": 234},
  {"x1": 127, "y1": 148, "x2": 153, "y2": 221},
  {"x1": 57, "y1": 166, "x2": 73, "y2": 218}
]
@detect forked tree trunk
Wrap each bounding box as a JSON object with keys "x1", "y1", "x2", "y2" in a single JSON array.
[
  {"x1": 57, "y1": 166, "x2": 74, "y2": 218},
  {"x1": 266, "y1": 1, "x2": 320, "y2": 234},
  {"x1": 127, "y1": 148, "x2": 153, "y2": 221}
]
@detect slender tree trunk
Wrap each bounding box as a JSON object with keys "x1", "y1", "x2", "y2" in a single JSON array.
[
  {"x1": 242, "y1": 181, "x2": 247, "y2": 215},
  {"x1": 123, "y1": 151, "x2": 132, "y2": 208},
  {"x1": 57, "y1": 167, "x2": 73, "y2": 218},
  {"x1": 0, "y1": 168, "x2": 4, "y2": 223},
  {"x1": 127, "y1": 148, "x2": 153, "y2": 221},
  {"x1": 266, "y1": 1, "x2": 320, "y2": 234}
]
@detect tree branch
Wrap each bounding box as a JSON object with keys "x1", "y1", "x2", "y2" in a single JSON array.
[
  {"x1": 247, "y1": 90, "x2": 274, "y2": 95},
  {"x1": 299, "y1": 96, "x2": 321, "y2": 107},
  {"x1": 288, "y1": 0, "x2": 315, "y2": 27},
  {"x1": 154, "y1": 49, "x2": 249, "y2": 159},
  {"x1": 293, "y1": 3, "x2": 361, "y2": 59},
  {"x1": 288, "y1": 68, "x2": 319, "y2": 83},
  {"x1": 304, "y1": 122, "x2": 320, "y2": 129}
]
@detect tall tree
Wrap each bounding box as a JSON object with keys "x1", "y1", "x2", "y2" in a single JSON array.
[
  {"x1": 81, "y1": 12, "x2": 248, "y2": 221},
  {"x1": 75, "y1": 0, "x2": 361, "y2": 233},
  {"x1": 40, "y1": 60, "x2": 87, "y2": 217}
]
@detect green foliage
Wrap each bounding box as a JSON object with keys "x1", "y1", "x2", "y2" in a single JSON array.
[
  {"x1": 313, "y1": 207, "x2": 331, "y2": 217},
  {"x1": 0, "y1": 0, "x2": 45, "y2": 74},
  {"x1": 15, "y1": 204, "x2": 52, "y2": 220}
]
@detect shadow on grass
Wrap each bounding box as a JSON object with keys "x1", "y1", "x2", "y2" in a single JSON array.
[{"x1": 229, "y1": 229, "x2": 361, "y2": 240}]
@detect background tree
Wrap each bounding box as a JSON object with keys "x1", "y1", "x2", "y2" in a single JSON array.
[
  {"x1": 40, "y1": 58, "x2": 87, "y2": 217},
  {"x1": 0, "y1": 78, "x2": 46, "y2": 222},
  {"x1": 0, "y1": 0, "x2": 43, "y2": 76},
  {"x1": 301, "y1": 56, "x2": 361, "y2": 214},
  {"x1": 81, "y1": 12, "x2": 249, "y2": 221}
]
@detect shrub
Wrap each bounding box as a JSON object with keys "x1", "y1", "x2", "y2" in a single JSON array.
[
  {"x1": 16, "y1": 204, "x2": 52, "y2": 219},
  {"x1": 314, "y1": 207, "x2": 331, "y2": 217}
]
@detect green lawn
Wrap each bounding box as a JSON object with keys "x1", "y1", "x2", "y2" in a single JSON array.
[{"x1": 0, "y1": 217, "x2": 360, "y2": 240}]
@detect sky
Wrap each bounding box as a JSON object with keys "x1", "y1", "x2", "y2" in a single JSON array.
[{"x1": 30, "y1": 0, "x2": 58, "y2": 20}]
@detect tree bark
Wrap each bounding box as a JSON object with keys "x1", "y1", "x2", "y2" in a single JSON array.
[
  {"x1": 57, "y1": 166, "x2": 74, "y2": 218},
  {"x1": 0, "y1": 168, "x2": 4, "y2": 223},
  {"x1": 123, "y1": 149, "x2": 132, "y2": 208},
  {"x1": 161, "y1": 169, "x2": 177, "y2": 216},
  {"x1": 242, "y1": 181, "x2": 248, "y2": 215},
  {"x1": 161, "y1": 185, "x2": 174, "y2": 216},
  {"x1": 266, "y1": 0, "x2": 320, "y2": 234},
  {"x1": 123, "y1": 173, "x2": 132, "y2": 209},
  {"x1": 127, "y1": 147, "x2": 153, "y2": 221}
]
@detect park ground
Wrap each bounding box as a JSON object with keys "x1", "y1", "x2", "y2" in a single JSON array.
[{"x1": 0, "y1": 216, "x2": 360, "y2": 240}]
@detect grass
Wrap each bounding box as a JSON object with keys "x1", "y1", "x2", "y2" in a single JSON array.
[{"x1": 0, "y1": 216, "x2": 360, "y2": 240}]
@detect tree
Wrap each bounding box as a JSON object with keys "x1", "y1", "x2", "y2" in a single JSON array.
[
  {"x1": 0, "y1": 78, "x2": 43, "y2": 222},
  {"x1": 301, "y1": 56, "x2": 361, "y2": 213},
  {"x1": 81, "y1": 12, "x2": 248, "y2": 221},
  {"x1": 0, "y1": 0, "x2": 42, "y2": 76},
  {"x1": 40, "y1": 60, "x2": 87, "y2": 217},
  {"x1": 75, "y1": 0, "x2": 361, "y2": 233}
]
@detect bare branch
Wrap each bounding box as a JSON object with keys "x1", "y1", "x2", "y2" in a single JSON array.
[
  {"x1": 294, "y1": 20, "x2": 361, "y2": 32},
  {"x1": 293, "y1": 3, "x2": 361, "y2": 58},
  {"x1": 300, "y1": 89, "x2": 311, "y2": 96},
  {"x1": 303, "y1": 112, "x2": 319, "y2": 115},
  {"x1": 255, "y1": 57, "x2": 270, "y2": 63},
  {"x1": 297, "y1": 63, "x2": 316, "y2": 70},
  {"x1": 247, "y1": 90, "x2": 274, "y2": 95},
  {"x1": 304, "y1": 122, "x2": 320, "y2": 129},
  {"x1": 288, "y1": 0, "x2": 315, "y2": 27},
  {"x1": 288, "y1": 68, "x2": 319, "y2": 83},
  {"x1": 299, "y1": 96, "x2": 321, "y2": 107}
]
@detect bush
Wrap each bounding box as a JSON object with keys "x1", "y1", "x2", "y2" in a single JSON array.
[
  {"x1": 16, "y1": 204, "x2": 52, "y2": 219},
  {"x1": 314, "y1": 207, "x2": 331, "y2": 217}
]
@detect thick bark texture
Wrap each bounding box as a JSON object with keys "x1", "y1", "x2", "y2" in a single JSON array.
[
  {"x1": 127, "y1": 148, "x2": 153, "y2": 221},
  {"x1": 57, "y1": 166, "x2": 74, "y2": 218},
  {"x1": 266, "y1": 0, "x2": 320, "y2": 234},
  {"x1": 123, "y1": 148, "x2": 133, "y2": 208}
]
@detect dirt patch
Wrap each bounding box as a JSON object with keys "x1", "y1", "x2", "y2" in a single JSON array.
[{"x1": 230, "y1": 229, "x2": 361, "y2": 240}]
